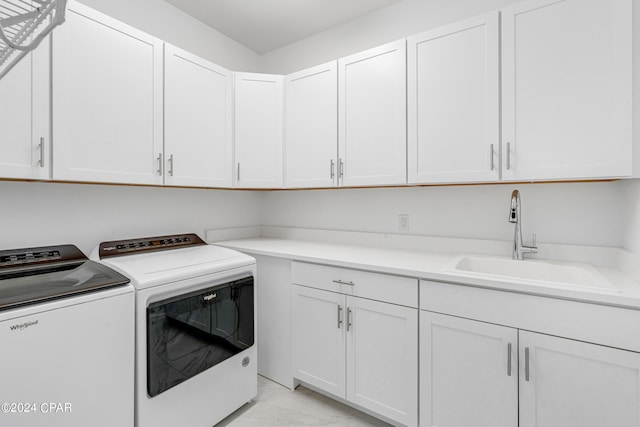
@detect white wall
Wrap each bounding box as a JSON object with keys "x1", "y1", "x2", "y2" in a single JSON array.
[
  {"x1": 261, "y1": 182, "x2": 625, "y2": 248},
  {"x1": 259, "y1": 0, "x2": 522, "y2": 74},
  {"x1": 0, "y1": 181, "x2": 261, "y2": 255},
  {"x1": 75, "y1": 0, "x2": 261, "y2": 71},
  {"x1": 623, "y1": 180, "x2": 640, "y2": 254}
]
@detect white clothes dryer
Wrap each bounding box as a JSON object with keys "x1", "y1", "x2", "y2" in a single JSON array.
[{"x1": 91, "y1": 233, "x2": 256, "y2": 427}]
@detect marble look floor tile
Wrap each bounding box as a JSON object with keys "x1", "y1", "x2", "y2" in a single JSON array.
[{"x1": 216, "y1": 376, "x2": 391, "y2": 427}]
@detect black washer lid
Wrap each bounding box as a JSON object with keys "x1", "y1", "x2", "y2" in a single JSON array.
[{"x1": 0, "y1": 244, "x2": 130, "y2": 311}]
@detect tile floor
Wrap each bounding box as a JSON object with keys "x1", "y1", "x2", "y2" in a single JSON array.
[{"x1": 216, "y1": 376, "x2": 391, "y2": 426}]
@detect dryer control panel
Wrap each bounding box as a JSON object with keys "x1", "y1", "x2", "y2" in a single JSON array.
[{"x1": 98, "y1": 233, "x2": 206, "y2": 259}]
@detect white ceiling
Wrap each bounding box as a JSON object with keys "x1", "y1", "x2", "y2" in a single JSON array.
[{"x1": 164, "y1": 0, "x2": 403, "y2": 54}]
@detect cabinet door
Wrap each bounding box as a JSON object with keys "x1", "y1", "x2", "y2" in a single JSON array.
[
  {"x1": 0, "y1": 38, "x2": 50, "y2": 180},
  {"x1": 164, "y1": 44, "x2": 233, "y2": 188},
  {"x1": 501, "y1": 0, "x2": 632, "y2": 181},
  {"x1": 291, "y1": 285, "x2": 346, "y2": 397},
  {"x1": 284, "y1": 61, "x2": 338, "y2": 188},
  {"x1": 420, "y1": 312, "x2": 518, "y2": 427},
  {"x1": 519, "y1": 331, "x2": 640, "y2": 427},
  {"x1": 338, "y1": 40, "x2": 406, "y2": 187},
  {"x1": 234, "y1": 72, "x2": 283, "y2": 188},
  {"x1": 52, "y1": 1, "x2": 163, "y2": 185},
  {"x1": 347, "y1": 297, "x2": 418, "y2": 427},
  {"x1": 407, "y1": 13, "x2": 499, "y2": 184}
]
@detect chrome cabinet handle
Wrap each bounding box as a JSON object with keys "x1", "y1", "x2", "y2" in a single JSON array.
[
  {"x1": 168, "y1": 154, "x2": 174, "y2": 176},
  {"x1": 346, "y1": 308, "x2": 352, "y2": 332},
  {"x1": 507, "y1": 343, "x2": 512, "y2": 376},
  {"x1": 237, "y1": 162, "x2": 240, "y2": 181},
  {"x1": 330, "y1": 159, "x2": 335, "y2": 179},
  {"x1": 332, "y1": 280, "x2": 355, "y2": 286},
  {"x1": 490, "y1": 143, "x2": 495, "y2": 171},
  {"x1": 525, "y1": 347, "x2": 530, "y2": 381},
  {"x1": 506, "y1": 142, "x2": 511, "y2": 170},
  {"x1": 156, "y1": 153, "x2": 162, "y2": 175},
  {"x1": 38, "y1": 137, "x2": 45, "y2": 168},
  {"x1": 339, "y1": 158, "x2": 344, "y2": 179},
  {"x1": 337, "y1": 305, "x2": 343, "y2": 329}
]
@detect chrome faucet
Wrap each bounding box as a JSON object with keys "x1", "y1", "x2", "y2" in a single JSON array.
[{"x1": 509, "y1": 189, "x2": 538, "y2": 260}]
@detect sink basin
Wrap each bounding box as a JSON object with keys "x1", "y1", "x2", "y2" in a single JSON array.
[{"x1": 445, "y1": 255, "x2": 619, "y2": 294}]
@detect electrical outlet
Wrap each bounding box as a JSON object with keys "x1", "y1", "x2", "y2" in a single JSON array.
[{"x1": 398, "y1": 214, "x2": 409, "y2": 232}]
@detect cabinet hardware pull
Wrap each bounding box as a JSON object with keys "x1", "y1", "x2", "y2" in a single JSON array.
[
  {"x1": 156, "y1": 153, "x2": 162, "y2": 175},
  {"x1": 339, "y1": 158, "x2": 344, "y2": 179},
  {"x1": 237, "y1": 162, "x2": 240, "y2": 181},
  {"x1": 506, "y1": 142, "x2": 511, "y2": 170},
  {"x1": 525, "y1": 347, "x2": 530, "y2": 381},
  {"x1": 337, "y1": 305, "x2": 343, "y2": 329},
  {"x1": 490, "y1": 143, "x2": 495, "y2": 171},
  {"x1": 346, "y1": 308, "x2": 352, "y2": 332},
  {"x1": 38, "y1": 137, "x2": 45, "y2": 168},
  {"x1": 168, "y1": 154, "x2": 174, "y2": 176},
  {"x1": 332, "y1": 280, "x2": 355, "y2": 286},
  {"x1": 507, "y1": 343, "x2": 512, "y2": 376},
  {"x1": 330, "y1": 159, "x2": 335, "y2": 179}
]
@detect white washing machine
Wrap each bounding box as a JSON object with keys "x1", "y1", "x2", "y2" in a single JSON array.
[
  {"x1": 0, "y1": 244, "x2": 135, "y2": 427},
  {"x1": 91, "y1": 233, "x2": 257, "y2": 427}
]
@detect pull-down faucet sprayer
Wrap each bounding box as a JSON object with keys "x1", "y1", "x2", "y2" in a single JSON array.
[{"x1": 509, "y1": 189, "x2": 538, "y2": 260}]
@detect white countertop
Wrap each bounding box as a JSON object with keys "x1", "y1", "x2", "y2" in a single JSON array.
[{"x1": 215, "y1": 237, "x2": 640, "y2": 309}]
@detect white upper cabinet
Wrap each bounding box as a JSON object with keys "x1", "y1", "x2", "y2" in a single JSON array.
[
  {"x1": 0, "y1": 38, "x2": 50, "y2": 180},
  {"x1": 284, "y1": 61, "x2": 338, "y2": 188},
  {"x1": 164, "y1": 44, "x2": 233, "y2": 188},
  {"x1": 234, "y1": 72, "x2": 284, "y2": 189},
  {"x1": 408, "y1": 13, "x2": 500, "y2": 184},
  {"x1": 501, "y1": 0, "x2": 632, "y2": 181},
  {"x1": 52, "y1": 1, "x2": 163, "y2": 185},
  {"x1": 338, "y1": 40, "x2": 407, "y2": 187}
]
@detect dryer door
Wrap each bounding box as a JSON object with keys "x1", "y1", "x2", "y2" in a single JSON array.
[{"x1": 146, "y1": 276, "x2": 254, "y2": 397}]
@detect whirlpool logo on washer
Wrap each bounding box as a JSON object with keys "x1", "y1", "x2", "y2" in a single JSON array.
[{"x1": 9, "y1": 320, "x2": 38, "y2": 332}]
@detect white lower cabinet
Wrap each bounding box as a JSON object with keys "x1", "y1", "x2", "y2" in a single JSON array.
[
  {"x1": 291, "y1": 262, "x2": 418, "y2": 427},
  {"x1": 519, "y1": 330, "x2": 640, "y2": 427},
  {"x1": 345, "y1": 296, "x2": 418, "y2": 425},
  {"x1": 421, "y1": 311, "x2": 640, "y2": 427},
  {"x1": 292, "y1": 285, "x2": 346, "y2": 396},
  {"x1": 420, "y1": 311, "x2": 518, "y2": 427}
]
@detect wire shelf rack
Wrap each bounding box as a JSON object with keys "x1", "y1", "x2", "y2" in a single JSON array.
[{"x1": 0, "y1": 0, "x2": 67, "y2": 80}]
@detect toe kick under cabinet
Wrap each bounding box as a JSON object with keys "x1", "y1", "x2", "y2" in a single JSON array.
[
  {"x1": 420, "y1": 280, "x2": 640, "y2": 427},
  {"x1": 291, "y1": 262, "x2": 419, "y2": 427}
]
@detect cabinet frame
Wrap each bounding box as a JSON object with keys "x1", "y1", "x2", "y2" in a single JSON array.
[
  {"x1": 500, "y1": 0, "x2": 633, "y2": 181},
  {"x1": 52, "y1": 0, "x2": 164, "y2": 185},
  {"x1": 338, "y1": 40, "x2": 407, "y2": 187},
  {"x1": 284, "y1": 61, "x2": 338, "y2": 188},
  {"x1": 407, "y1": 12, "x2": 500, "y2": 184},
  {"x1": 0, "y1": 37, "x2": 50, "y2": 180},
  {"x1": 164, "y1": 43, "x2": 233, "y2": 188},
  {"x1": 234, "y1": 72, "x2": 284, "y2": 189}
]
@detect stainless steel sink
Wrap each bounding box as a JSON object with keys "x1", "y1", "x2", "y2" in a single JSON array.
[{"x1": 445, "y1": 255, "x2": 619, "y2": 294}]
